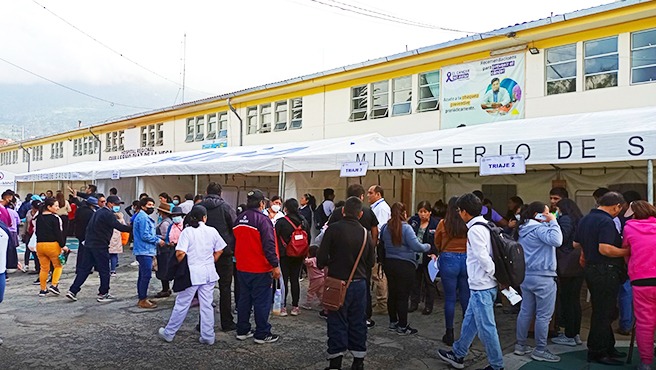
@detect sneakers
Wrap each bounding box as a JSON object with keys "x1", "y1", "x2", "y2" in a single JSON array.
[
  {"x1": 397, "y1": 325, "x2": 418, "y2": 336},
  {"x1": 158, "y1": 327, "x2": 173, "y2": 343},
  {"x1": 279, "y1": 307, "x2": 288, "y2": 317},
  {"x1": 97, "y1": 293, "x2": 116, "y2": 303},
  {"x1": 154, "y1": 290, "x2": 172, "y2": 298},
  {"x1": 319, "y1": 310, "x2": 328, "y2": 320},
  {"x1": 437, "y1": 349, "x2": 465, "y2": 369},
  {"x1": 531, "y1": 349, "x2": 561, "y2": 362},
  {"x1": 199, "y1": 337, "x2": 215, "y2": 345},
  {"x1": 637, "y1": 362, "x2": 652, "y2": 370},
  {"x1": 254, "y1": 334, "x2": 280, "y2": 344},
  {"x1": 110, "y1": 271, "x2": 117, "y2": 277},
  {"x1": 66, "y1": 291, "x2": 78, "y2": 301},
  {"x1": 388, "y1": 322, "x2": 399, "y2": 331},
  {"x1": 551, "y1": 333, "x2": 577, "y2": 347},
  {"x1": 514, "y1": 344, "x2": 535, "y2": 356},
  {"x1": 130, "y1": 261, "x2": 139, "y2": 267},
  {"x1": 32, "y1": 278, "x2": 40, "y2": 285},
  {"x1": 138, "y1": 299, "x2": 158, "y2": 309},
  {"x1": 574, "y1": 334, "x2": 583, "y2": 345},
  {"x1": 236, "y1": 330, "x2": 255, "y2": 341},
  {"x1": 477, "y1": 366, "x2": 504, "y2": 370},
  {"x1": 290, "y1": 306, "x2": 300, "y2": 316},
  {"x1": 366, "y1": 319, "x2": 376, "y2": 329},
  {"x1": 38, "y1": 290, "x2": 48, "y2": 297},
  {"x1": 48, "y1": 285, "x2": 61, "y2": 296}
]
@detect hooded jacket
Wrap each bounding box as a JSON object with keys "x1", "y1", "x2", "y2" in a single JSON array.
[
  {"x1": 623, "y1": 217, "x2": 656, "y2": 282},
  {"x1": 518, "y1": 219, "x2": 563, "y2": 277},
  {"x1": 199, "y1": 194, "x2": 236, "y2": 257}
]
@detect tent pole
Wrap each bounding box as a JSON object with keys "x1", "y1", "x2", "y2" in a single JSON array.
[
  {"x1": 411, "y1": 168, "x2": 417, "y2": 213},
  {"x1": 32, "y1": 181, "x2": 35, "y2": 193},
  {"x1": 648, "y1": 159, "x2": 654, "y2": 204},
  {"x1": 442, "y1": 173, "x2": 447, "y2": 203},
  {"x1": 135, "y1": 176, "x2": 140, "y2": 200},
  {"x1": 194, "y1": 175, "x2": 199, "y2": 196},
  {"x1": 278, "y1": 159, "x2": 285, "y2": 198}
]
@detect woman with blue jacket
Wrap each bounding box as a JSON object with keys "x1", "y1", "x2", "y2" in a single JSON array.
[
  {"x1": 514, "y1": 201, "x2": 563, "y2": 363},
  {"x1": 408, "y1": 201, "x2": 439, "y2": 315},
  {"x1": 381, "y1": 202, "x2": 431, "y2": 336}
]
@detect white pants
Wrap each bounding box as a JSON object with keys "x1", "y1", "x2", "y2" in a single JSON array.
[{"x1": 163, "y1": 281, "x2": 216, "y2": 343}]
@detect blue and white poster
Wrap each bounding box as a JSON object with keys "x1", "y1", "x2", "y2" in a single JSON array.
[{"x1": 441, "y1": 53, "x2": 525, "y2": 129}]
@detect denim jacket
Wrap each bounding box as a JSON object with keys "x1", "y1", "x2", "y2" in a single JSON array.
[{"x1": 132, "y1": 211, "x2": 160, "y2": 256}]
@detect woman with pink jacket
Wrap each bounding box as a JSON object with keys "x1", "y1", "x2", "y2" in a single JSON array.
[{"x1": 623, "y1": 200, "x2": 656, "y2": 370}]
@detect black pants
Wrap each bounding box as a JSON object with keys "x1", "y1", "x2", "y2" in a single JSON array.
[
  {"x1": 559, "y1": 275, "x2": 584, "y2": 338},
  {"x1": 384, "y1": 259, "x2": 416, "y2": 328},
  {"x1": 280, "y1": 255, "x2": 304, "y2": 307},
  {"x1": 70, "y1": 248, "x2": 111, "y2": 296},
  {"x1": 585, "y1": 264, "x2": 622, "y2": 358},
  {"x1": 75, "y1": 239, "x2": 86, "y2": 274},
  {"x1": 410, "y1": 262, "x2": 437, "y2": 310},
  {"x1": 215, "y1": 254, "x2": 234, "y2": 329}
]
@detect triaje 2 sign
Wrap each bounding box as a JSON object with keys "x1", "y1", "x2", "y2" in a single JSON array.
[{"x1": 441, "y1": 54, "x2": 525, "y2": 129}]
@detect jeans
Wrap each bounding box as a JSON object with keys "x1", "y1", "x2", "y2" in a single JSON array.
[
  {"x1": 558, "y1": 275, "x2": 584, "y2": 338},
  {"x1": 585, "y1": 264, "x2": 622, "y2": 358},
  {"x1": 136, "y1": 255, "x2": 153, "y2": 300},
  {"x1": 236, "y1": 271, "x2": 274, "y2": 340},
  {"x1": 440, "y1": 252, "x2": 470, "y2": 329},
  {"x1": 383, "y1": 259, "x2": 415, "y2": 328},
  {"x1": 280, "y1": 255, "x2": 304, "y2": 307},
  {"x1": 516, "y1": 275, "x2": 557, "y2": 352},
  {"x1": 0, "y1": 272, "x2": 5, "y2": 303},
  {"x1": 618, "y1": 280, "x2": 633, "y2": 332},
  {"x1": 75, "y1": 239, "x2": 86, "y2": 274},
  {"x1": 70, "y1": 247, "x2": 111, "y2": 295},
  {"x1": 327, "y1": 279, "x2": 367, "y2": 359},
  {"x1": 110, "y1": 254, "x2": 118, "y2": 272},
  {"x1": 233, "y1": 261, "x2": 240, "y2": 309},
  {"x1": 216, "y1": 254, "x2": 234, "y2": 329},
  {"x1": 452, "y1": 287, "x2": 504, "y2": 370}
]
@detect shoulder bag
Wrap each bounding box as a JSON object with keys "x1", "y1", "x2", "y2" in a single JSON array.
[{"x1": 322, "y1": 228, "x2": 367, "y2": 311}]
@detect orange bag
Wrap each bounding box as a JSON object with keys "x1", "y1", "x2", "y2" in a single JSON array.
[{"x1": 121, "y1": 232, "x2": 130, "y2": 246}]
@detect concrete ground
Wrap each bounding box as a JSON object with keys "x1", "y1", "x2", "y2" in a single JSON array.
[{"x1": 0, "y1": 249, "x2": 640, "y2": 370}]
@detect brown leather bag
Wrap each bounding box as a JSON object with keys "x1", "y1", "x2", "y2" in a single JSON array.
[{"x1": 322, "y1": 228, "x2": 367, "y2": 311}]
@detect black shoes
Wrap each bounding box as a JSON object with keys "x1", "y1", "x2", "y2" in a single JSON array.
[
  {"x1": 587, "y1": 353, "x2": 623, "y2": 366},
  {"x1": 442, "y1": 328, "x2": 454, "y2": 346}
]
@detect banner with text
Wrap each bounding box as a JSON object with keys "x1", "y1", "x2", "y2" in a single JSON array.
[
  {"x1": 441, "y1": 53, "x2": 525, "y2": 129},
  {"x1": 480, "y1": 154, "x2": 526, "y2": 176},
  {"x1": 340, "y1": 161, "x2": 369, "y2": 177}
]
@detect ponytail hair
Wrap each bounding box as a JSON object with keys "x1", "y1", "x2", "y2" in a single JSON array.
[
  {"x1": 187, "y1": 205, "x2": 207, "y2": 228},
  {"x1": 388, "y1": 202, "x2": 407, "y2": 246},
  {"x1": 40, "y1": 197, "x2": 57, "y2": 213}
]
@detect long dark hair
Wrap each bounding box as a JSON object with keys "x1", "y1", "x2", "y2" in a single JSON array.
[
  {"x1": 159, "y1": 192, "x2": 172, "y2": 203},
  {"x1": 187, "y1": 205, "x2": 207, "y2": 228},
  {"x1": 556, "y1": 198, "x2": 583, "y2": 225},
  {"x1": 284, "y1": 198, "x2": 300, "y2": 215},
  {"x1": 519, "y1": 201, "x2": 548, "y2": 225},
  {"x1": 388, "y1": 202, "x2": 406, "y2": 245},
  {"x1": 303, "y1": 193, "x2": 317, "y2": 211},
  {"x1": 444, "y1": 196, "x2": 468, "y2": 239},
  {"x1": 39, "y1": 197, "x2": 57, "y2": 214},
  {"x1": 56, "y1": 192, "x2": 66, "y2": 208}
]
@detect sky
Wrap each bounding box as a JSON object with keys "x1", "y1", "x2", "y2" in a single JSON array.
[{"x1": 0, "y1": 0, "x2": 617, "y2": 134}]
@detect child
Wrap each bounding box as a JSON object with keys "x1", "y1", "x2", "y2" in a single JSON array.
[
  {"x1": 302, "y1": 245, "x2": 325, "y2": 310},
  {"x1": 109, "y1": 209, "x2": 127, "y2": 277}
]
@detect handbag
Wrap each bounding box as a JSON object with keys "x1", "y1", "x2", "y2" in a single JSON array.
[
  {"x1": 322, "y1": 228, "x2": 367, "y2": 311},
  {"x1": 556, "y1": 247, "x2": 584, "y2": 277}
]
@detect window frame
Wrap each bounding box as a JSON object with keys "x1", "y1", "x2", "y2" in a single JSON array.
[
  {"x1": 207, "y1": 113, "x2": 217, "y2": 140},
  {"x1": 246, "y1": 106, "x2": 258, "y2": 135},
  {"x1": 350, "y1": 85, "x2": 368, "y2": 121},
  {"x1": 392, "y1": 76, "x2": 412, "y2": 116},
  {"x1": 417, "y1": 71, "x2": 440, "y2": 112},
  {"x1": 218, "y1": 112, "x2": 228, "y2": 138},
  {"x1": 545, "y1": 43, "x2": 577, "y2": 95},
  {"x1": 290, "y1": 98, "x2": 303, "y2": 130},
  {"x1": 185, "y1": 118, "x2": 195, "y2": 142},
  {"x1": 584, "y1": 36, "x2": 619, "y2": 90},
  {"x1": 631, "y1": 28, "x2": 656, "y2": 85},
  {"x1": 274, "y1": 101, "x2": 288, "y2": 132},
  {"x1": 370, "y1": 80, "x2": 389, "y2": 119}
]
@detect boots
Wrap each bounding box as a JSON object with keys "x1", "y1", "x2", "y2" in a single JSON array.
[
  {"x1": 138, "y1": 299, "x2": 158, "y2": 309},
  {"x1": 442, "y1": 328, "x2": 454, "y2": 346},
  {"x1": 351, "y1": 357, "x2": 364, "y2": 370},
  {"x1": 325, "y1": 355, "x2": 343, "y2": 370}
]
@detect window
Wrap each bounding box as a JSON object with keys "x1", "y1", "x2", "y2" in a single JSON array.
[
  {"x1": 631, "y1": 28, "x2": 656, "y2": 84},
  {"x1": 259, "y1": 104, "x2": 272, "y2": 133},
  {"x1": 392, "y1": 76, "x2": 412, "y2": 116},
  {"x1": 207, "y1": 113, "x2": 217, "y2": 140},
  {"x1": 247, "y1": 107, "x2": 258, "y2": 134},
  {"x1": 274, "y1": 101, "x2": 288, "y2": 131},
  {"x1": 584, "y1": 36, "x2": 618, "y2": 90},
  {"x1": 350, "y1": 85, "x2": 368, "y2": 121},
  {"x1": 139, "y1": 125, "x2": 162, "y2": 147},
  {"x1": 546, "y1": 44, "x2": 577, "y2": 95},
  {"x1": 417, "y1": 71, "x2": 439, "y2": 112},
  {"x1": 50, "y1": 142, "x2": 63, "y2": 159},
  {"x1": 290, "y1": 98, "x2": 303, "y2": 129},
  {"x1": 218, "y1": 112, "x2": 228, "y2": 138},
  {"x1": 73, "y1": 136, "x2": 98, "y2": 156},
  {"x1": 370, "y1": 80, "x2": 389, "y2": 119},
  {"x1": 118, "y1": 130, "x2": 125, "y2": 150},
  {"x1": 195, "y1": 116, "x2": 205, "y2": 141},
  {"x1": 104, "y1": 131, "x2": 125, "y2": 152},
  {"x1": 11, "y1": 150, "x2": 17, "y2": 164},
  {"x1": 185, "y1": 118, "x2": 195, "y2": 142},
  {"x1": 156, "y1": 124, "x2": 164, "y2": 146},
  {"x1": 0, "y1": 151, "x2": 17, "y2": 165},
  {"x1": 32, "y1": 145, "x2": 43, "y2": 161},
  {"x1": 23, "y1": 148, "x2": 30, "y2": 163}
]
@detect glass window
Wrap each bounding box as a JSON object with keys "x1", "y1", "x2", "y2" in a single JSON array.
[
  {"x1": 247, "y1": 107, "x2": 258, "y2": 134},
  {"x1": 118, "y1": 131, "x2": 125, "y2": 150},
  {"x1": 207, "y1": 113, "x2": 217, "y2": 139},
  {"x1": 290, "y1": 98, "x2": 303, "y2": 129},
  {"x1": 185, "y1": 118, "x2": 194, "y2": 142},
  {"x1": 631, "y1": 28, "x2": 656, "y2": 84},
  {"x1": 417, "y1": 71, "x2": 439, "y2": 112},
  {"x1": 584, "y1": 36, "x2": 618, "y2": 90},
  {"x1": 371, "y1": 80, "x2": 389, "y2": 119},
  {"x1": 546, "y1": 44, "x2": 577, "y2": 95},
  {"x1": 392, "y1": 76, "x2": 412, "y2": 116},
  {"x1": 156, "y1": 124, "x2": 164, "y2": 146},
  {"x1": 350, "y1": 85, "x2": 368, "y2": 121},
  {"x1": 105, "y1": 134, "x2": 112, "y2": 152},
  {"x1": 218, "y1": 112, "x2": 228, "y2": 138},
  {"x1": 195, "y1": 116, "x2": 205, "y2": 141},
  {"x1": 274, "y1": 101, "x2": 288, "y2": 131},
  {"x1": 259, "y1": 104, "x2": 271, "y2": 133}
]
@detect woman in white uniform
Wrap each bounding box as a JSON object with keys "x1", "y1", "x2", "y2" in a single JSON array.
[{"x1": 158, "y1": 205, "x2": 226, "y2": 345}]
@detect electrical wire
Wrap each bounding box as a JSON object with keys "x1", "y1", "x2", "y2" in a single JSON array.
[
  {"x1": 31, "y1": 0, "x2": 214, "y2": 96},
  {"x1": 0, "y1": 55, "x2": 154, "y2": 110}
]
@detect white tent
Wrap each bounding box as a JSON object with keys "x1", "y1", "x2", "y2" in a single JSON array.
[{"x1": 0, "y1": 169, "x2": 16, "y2": 191}]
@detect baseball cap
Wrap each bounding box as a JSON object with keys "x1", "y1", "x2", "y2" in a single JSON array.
[
  {"x1": 106, "y1": 195, "x2": 124, "y2": 204},
  {"x1": 247, "y1": 189, "x2": 265, "y2": 202},
  {"x1": 86, "y1": 196, "x2": 99, "y2": 206},
  {"x1": 624, "y1": 202, "x2": 634, "y2": 218}
]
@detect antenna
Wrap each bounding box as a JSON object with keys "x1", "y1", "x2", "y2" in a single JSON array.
[{"x1": 182, "y1": 33, "x2": 187, "y2": 103}]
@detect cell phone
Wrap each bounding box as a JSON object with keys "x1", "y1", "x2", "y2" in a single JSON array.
[{"x1": 535, "y1": 213, "x2": 547, "y2": 221}]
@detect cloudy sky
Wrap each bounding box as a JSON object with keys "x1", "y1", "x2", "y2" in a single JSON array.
[{"x1": 0, "y1": 0, "x2": 616, "y2": 129}]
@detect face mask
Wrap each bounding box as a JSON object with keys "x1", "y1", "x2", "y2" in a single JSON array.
[
  {"x1": 145, "y1": 207, "x2": 155, "y2": 215},
  {"x1": 172, "y1": 200, "x2": 179, "y2": 205},
  {"x1": 112, "y1": 206, "x2": 121, "y2": 213},
  {"x1": 514, "y1": 214, "x2": 521, "y2": 221},
  {"x1": 40, "y1": 196, "x2": 46, "y2": 200},
  {"x1": 173, "y1": 216, "x2": 183, "y2": 224},
  {"x1": 271, "y1": 204, "x2": 281, "y2": 213}
]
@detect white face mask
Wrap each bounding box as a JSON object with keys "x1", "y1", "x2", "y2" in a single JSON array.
[
  {"x1": 271, "y1": 204, "x2": 281, "y2": 213},
  {"x1": 172, "y1": 216, "x2": 183, "y2": 224},
  {"x1": 514, "y1": 214, "x2": 521, "y2": 221}
]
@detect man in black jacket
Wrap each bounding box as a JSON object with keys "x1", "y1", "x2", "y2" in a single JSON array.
[
  {"x1": 199, "y1": 182, "x2": 237, "y2": 331},
  {"x1": 74, "y1": 196, "x2": 98, "y2": 274},
  {"x1": 318, "y1": 196, "x2": 375, "y2": 370},
  {"x1": 66, "y1": 195, "x2": 131, "y2": 303}
]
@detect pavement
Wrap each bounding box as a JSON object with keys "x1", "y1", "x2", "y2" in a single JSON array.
[{"x1": 0, "y1": 246, "x2": 648, "y2": 369}]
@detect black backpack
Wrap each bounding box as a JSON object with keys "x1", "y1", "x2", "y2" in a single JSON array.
[
  {"x1": 314, "y1": 202, "x2": 329, "y2": 230},
  {"x1": 474, "y1": 222, "x2": 525, "y2": 289}
]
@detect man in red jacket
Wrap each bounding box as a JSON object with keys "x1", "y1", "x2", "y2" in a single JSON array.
[{"x1": 233, "y1": 189, "x2": 281, "y2": 344}]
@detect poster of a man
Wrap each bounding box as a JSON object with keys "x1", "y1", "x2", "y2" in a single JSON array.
[{"x1": 480, "y1": 77, "x2": 511, "y2": 112}]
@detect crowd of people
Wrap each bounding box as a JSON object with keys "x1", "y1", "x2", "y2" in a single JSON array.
[{"x1": 1, "y1": 182, "x2": 656, "y2": 370}]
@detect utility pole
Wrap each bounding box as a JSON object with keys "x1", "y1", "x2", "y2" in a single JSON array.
[{"x1": 182, "y1": 33, "x2": 187, "y2": 103}]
